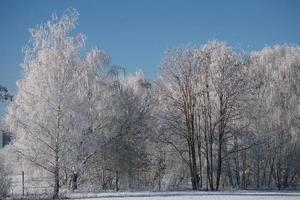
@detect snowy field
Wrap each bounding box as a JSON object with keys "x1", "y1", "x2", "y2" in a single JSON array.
[{"x1": 66, "y1": 191, "x2": 300, "y2": 200}]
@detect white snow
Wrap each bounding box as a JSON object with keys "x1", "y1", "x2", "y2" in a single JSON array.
[{"x1": 66, "y1": 191, "x2": 300, "y2": 200}]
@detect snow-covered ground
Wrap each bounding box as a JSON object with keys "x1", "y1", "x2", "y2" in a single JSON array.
[{"x1": 66, "y1": 191, "x2": 300, "y2": 200}]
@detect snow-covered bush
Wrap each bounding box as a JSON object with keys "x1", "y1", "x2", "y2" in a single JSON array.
[{"x1": 0, "y1": 156, "x2": 11, "y2": 199}]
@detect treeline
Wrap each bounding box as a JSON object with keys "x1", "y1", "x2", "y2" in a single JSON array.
[{"x1": 3, "y1": 9, "x2": 300, "y2": 198}]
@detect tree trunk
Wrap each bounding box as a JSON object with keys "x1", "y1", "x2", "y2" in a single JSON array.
[
  {"x1": 53, "y1": 147, "x2": 59, "y2": 199},
  {"x1": 226, "y1": 158, "x2": 234, "y2": 187},
  {"x1": 53, "y1": 106, "x2": 61, "y2": 199},
  {"x1": 191, "y1": 136, "x2": 198, "y2": 190},
  {"x1": 234, "y1": 140, "x2": 240, "y2": 188},
  {"x1": 204, "y1": 128, "x2": 211, "y2": 190},
  {"x1": 186, "y1": 109, "x2": 198, "y2": 190},
  {"x1": 209, "y1": 119, "x2": 214, "y2": 190},
  {"x1": 275, "y1": 145, "x2": 283, "y2": 190},
  {"x1": 196, "y1": 109, "x2": 203, "y2": 188},
  {"x1": 71, "y1": 172, "x2": 78, "y2": 192},
  {"x1": 197, "y1": 133, "x2": 203, "y2": 188},
  {"x1": 241, "y1": 149, "x2": 246, "y2": 190},
  {"x1": 268, "y1": 155, "x2": 275, "y2": 188},
  {"x1": 188, "y1": 139, "x2": 198, "y2": 190},
  {"x1": 102, "y1": 169, "x2": 106, "y2": 190},
  {"x1": 256, "y1": 155, "x2": 260, "y2": 189},
  {"x1": 115, "y1": 170, "x2": 119, "y2": 192},
  {"x1": 158, "y1": 171, "x2": 161, "y2": 192},
  {"x1": 216, "y1": 95, "x2": 225, "y2": 190}
]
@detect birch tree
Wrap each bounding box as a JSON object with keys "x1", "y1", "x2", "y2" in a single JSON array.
[
  {"x1": 4, "y1": 9, "x2": 109, "y2": 198},
  {"x1": 61, "y1": 48, "x2": 111, "y2": 191}
]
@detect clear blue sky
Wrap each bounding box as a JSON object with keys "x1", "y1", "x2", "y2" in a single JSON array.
[{"x1": 0, "y1": 0, "x2": 300, "y2": 94}]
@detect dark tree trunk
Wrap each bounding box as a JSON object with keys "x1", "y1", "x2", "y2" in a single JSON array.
[
  {"x1": 197, "y1": 134, "x2": 203, "y2": 188},
  {"x1": 188, "y1": 139, "x2": 199, "y2": 190},
  {"x1": 241, "y1": 149, "x2": 247, "y2": 190},
  {"x1": 216, "y1": 95, "x2": 225, "y2": 190},
  {"x1": 53, "y1": 148, "x2": 59, "y2": 199},
  {"x1": 226, "y1": 158, "x2": 234, "y2": 187},
  {"x1": 233, "y1": 136, "x2": 240, "y2": 188},
  {"x1": 256, "y1": 156, "x2": 260, "y2": 189},
  {"x1": 268, "y1": 155, "x2": 275, "y2": 188},
  {"x1": 196, "y1": 109, "x2": 203, "y2": 188},
  {"x1": 102, "y1": 169, "x2": 105, "y2": 190},
  {"x1": 115, "y1": 170, "x2": 119, "y2": 192},
  {"x1": 209, "y1": 126, "x2": 214, "y2": 190},
  {"x1": 71, "y1": 172, "x2": 78, "y2": 192}
]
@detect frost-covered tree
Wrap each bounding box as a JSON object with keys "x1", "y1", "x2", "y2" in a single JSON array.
[
  {"x1": 158, "y1": 41, "x2": 257, "y2": 190},
  {"x1": 4, "y1": 9, "x2": 111, "y2": 198},
  {"x1": 0, "y1": 154, "x2": 11, "y2": 199},
  {"x1": 247, "y1": 45, "x2": 300, "y2": 189},
  {"x1": 159, "y1": 46, "x2": 202, "y2": 190},
  {"x1": 102, "y1": 71, "x2": 154, "y2": 190},
  {"x1": 199, "y1": 41, "x2": 253, "y2": 190},
  {"x1": 61, "y1": 48, "x2": 111, "y2": 192}
]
